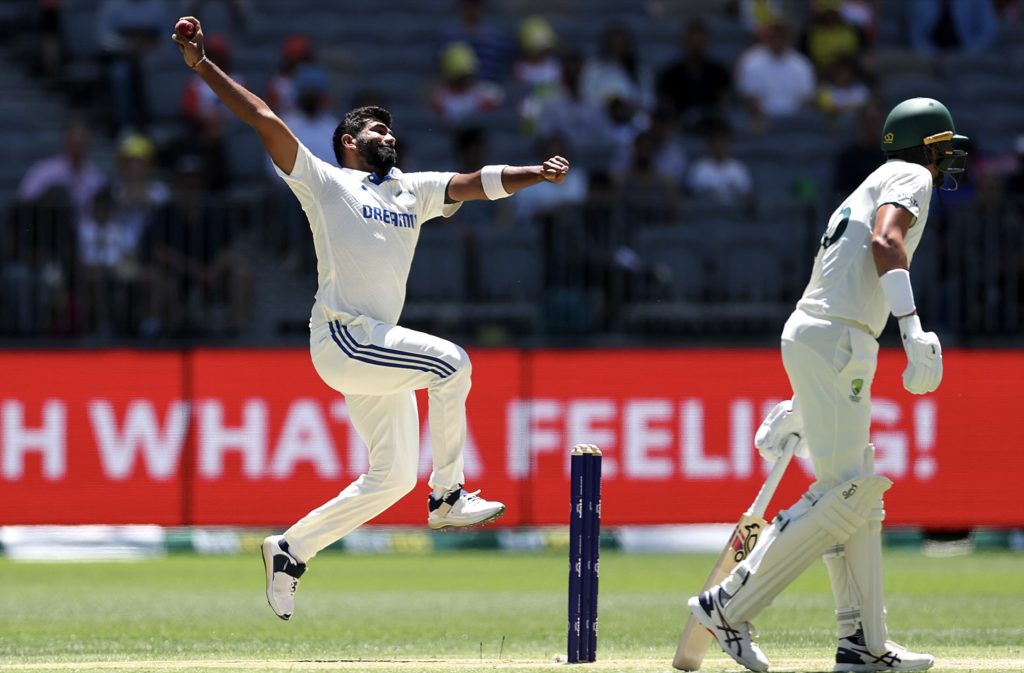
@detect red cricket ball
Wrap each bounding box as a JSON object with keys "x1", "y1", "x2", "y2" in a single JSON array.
[{"x1": 175, "y1": 20, "x2": 196, "y2": 39}]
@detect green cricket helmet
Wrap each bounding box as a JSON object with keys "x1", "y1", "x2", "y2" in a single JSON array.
[{"x1": 881, "y1": 97, "x2": 969, "y2": 188}]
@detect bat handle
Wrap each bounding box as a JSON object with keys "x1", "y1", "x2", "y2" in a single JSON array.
[{"x1": 747, "y1": 434, "x2": 798, "y2": 519}]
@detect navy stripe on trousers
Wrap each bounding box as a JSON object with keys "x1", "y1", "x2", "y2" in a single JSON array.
[
  {"x1": 329, "y1": 321, "x2": 452, "y2": 378},
  {"x1": 336, "y1": 321, "x2": 457, "y2": 376}
]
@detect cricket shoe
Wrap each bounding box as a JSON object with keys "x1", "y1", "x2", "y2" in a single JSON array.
[
  {"x1": 261, "y1": 535, "x2": 306, "y2": 620},
  {"x1": 835, "y1": 628, "x2": 934, "y2": 672},
  {"x1": 688, "y1": 589, "x2": 770, "y2": 673},
  {"x1": 427, "y1": 486, "x2": 506, "y2": 530}
]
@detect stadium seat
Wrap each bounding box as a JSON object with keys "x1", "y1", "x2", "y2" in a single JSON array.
[
  {"x1": 402, "y1": 226, "x2": 467, "y2": 330},
  {"x1": 620, "y1": 226, "x2": 708, "y2": 332},
  {"x1": 468, "y1": 226, "x2": 542, "y2": 332}
]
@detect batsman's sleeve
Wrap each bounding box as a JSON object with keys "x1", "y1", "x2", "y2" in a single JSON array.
[
  {"x1": 877, "y1": 165, "x2": 932, "y2": 224},
  {"x1": 273, "y1": 141, "x2": 333, "y2": 202},
  {"x1": 403, "y1": 171, "x2": 463, "y2": 222}
]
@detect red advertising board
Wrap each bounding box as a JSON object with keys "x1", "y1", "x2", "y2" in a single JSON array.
[
  {"x1": 0, "y1": 348, "x2": 1019, "y2": 528},
  {"x1": 0, "y1": 351, "x2": 185, "y2": 525}
]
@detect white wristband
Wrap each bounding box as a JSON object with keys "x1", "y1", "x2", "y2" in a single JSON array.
[
  {"x1": 481, "y1": 164, "x2": 511, "y2": 200},
  {"x1": 879, "y1": 268, "x2": 916, "y2": 317}
]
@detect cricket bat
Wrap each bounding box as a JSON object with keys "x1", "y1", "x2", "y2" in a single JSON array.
[{"x1": 671, "y1": 435, "x2": 798, "y2": 671}]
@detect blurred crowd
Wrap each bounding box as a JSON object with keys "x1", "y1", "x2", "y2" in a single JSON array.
[{"x1": 3, "y1": 0, "x2": 1024, "y2": 342}]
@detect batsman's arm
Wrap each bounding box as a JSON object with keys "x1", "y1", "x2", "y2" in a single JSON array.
[
  {"x1": 871, "y1": 204, "x2": 914, "y2": 311},
  {"x1": 171, "y1": 17, "x2": 298, "y2": 175},
  {"x1": 445, "y1": 156, "x2": 570, "y2": 203}
]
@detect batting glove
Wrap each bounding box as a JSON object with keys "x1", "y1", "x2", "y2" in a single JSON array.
[
  {"x1": 755, "y1": 399, "x2": 810, "y2": 462},
  {"x1": 898, "y1": 314, "x2": 942, "y2": 395}
]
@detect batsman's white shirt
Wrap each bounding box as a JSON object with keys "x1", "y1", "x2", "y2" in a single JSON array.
[
  {"x1": 797, "y1": 159, "x2": 933, "y2": 338},
  {"x1": 273, "y1": 143, "x2": 470, "y2": 563},
  {"x1": 275, "y1": 142, "x2": 461, "y2": 327},
  {"x1": 784, "y1": 159, "x2": 933, "y2": 490}
]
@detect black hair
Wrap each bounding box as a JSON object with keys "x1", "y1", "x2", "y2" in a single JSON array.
[{"x1": 332, "y1": 105, "x2": 393, "y2": 166}]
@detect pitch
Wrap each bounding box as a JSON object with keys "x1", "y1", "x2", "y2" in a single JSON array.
[{"x1": 0, "y1": 548, "x2": 1021, "y2": 673}]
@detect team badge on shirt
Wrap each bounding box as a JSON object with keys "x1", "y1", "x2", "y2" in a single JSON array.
[{"x1": 849, "y1": 378, "x2": 864, "y2": 402}]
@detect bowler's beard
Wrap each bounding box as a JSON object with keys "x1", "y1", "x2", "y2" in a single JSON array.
[{"x1": 357, "y1": 137, "x2": 398, "y2": 175}]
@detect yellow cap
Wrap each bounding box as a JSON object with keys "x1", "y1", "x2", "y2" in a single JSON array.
[
  {"x1": 441, "y1": 42, "x2": 478, "y2": 78},
  {"x1": 520, "y1": 15, "x2": 556, "y2": 52},
  {"x1": 119, "y1": 134, "x2": 154, "y2": 161}
]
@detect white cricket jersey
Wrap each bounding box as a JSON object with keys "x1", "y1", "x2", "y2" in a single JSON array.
[
  {"x1": 275, "y1": 142, "x2": 461, "y2": 326},
  {"x1": 796, "y1": 159, "x2": 933, "y2": 337}
]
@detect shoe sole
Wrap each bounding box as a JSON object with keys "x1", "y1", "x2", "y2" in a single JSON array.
[
  {"x1": 428, "y1": 505, "x2": 506, "y2": 531},
  {"x1": 835, "y1": 661, "x2": 935, "y2": 673},
  {"x1": 261, "y1": 538, "x2": 291, "y2": 621}
]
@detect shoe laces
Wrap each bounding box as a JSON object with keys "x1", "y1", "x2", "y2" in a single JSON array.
[{"x1": 461, "y1": 489, "x2": 482, "y2": 502}]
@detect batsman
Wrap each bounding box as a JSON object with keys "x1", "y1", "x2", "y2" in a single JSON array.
[{"x1": 689, "y1": 98, "x2": 967, "y2": 672}]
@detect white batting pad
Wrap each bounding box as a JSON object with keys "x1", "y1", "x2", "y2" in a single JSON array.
[{"x1": 716, "y1": 475, "x2": 892, "y2": 623}]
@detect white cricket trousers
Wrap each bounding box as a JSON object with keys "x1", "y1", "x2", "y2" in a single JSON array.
[
  {"x1": 782, "y1": 309, "x2": 890, "y2": 646},
  {"x1": 782, "y1": 309, "x2": 880, "y2": 491},
  {"x1": 283, "y1": 314, "x2": 471, "y2": 563}
]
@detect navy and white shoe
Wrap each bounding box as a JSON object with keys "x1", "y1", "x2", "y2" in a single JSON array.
[
  {"x1": 835, "y1": 628, "x2": 934, "y2": 672},
  {"x1": 261, "y1": 535, "x2": 306, "y2": 620},
  {"x1": 688, "y1": 589, "x2": 770, "y2": 673},
  {"x1": 427, "y1": 486, "x2": 506, "y2": 530}
]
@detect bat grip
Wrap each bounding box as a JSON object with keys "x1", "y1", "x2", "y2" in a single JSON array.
[{"x1": 746, "y1": 434, "x2": 798, "y2": 519}]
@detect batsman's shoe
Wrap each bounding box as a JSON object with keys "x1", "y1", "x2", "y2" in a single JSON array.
[
  {"x1": 261, "y1": 535, "x2": 306, "y2": 621},
  {"x1": 427, "y1": 486, "x2": 506, "y2": 530},
  {"x1": 688, "y1": 589, "x2": 770, "y2": 673},
  {"x1": 835, "y1": 629, "x2": 934, "y2": 672}
]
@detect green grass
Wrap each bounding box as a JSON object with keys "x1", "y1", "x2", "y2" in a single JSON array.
[{"x1": 0, "y1": 549, "x2": 1021, "y2": 672}]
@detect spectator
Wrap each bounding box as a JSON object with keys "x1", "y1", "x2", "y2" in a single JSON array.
[
  {"x1": 515, "y1": 135, "x2": 588, "y2": 225},
  {"x1": 735, "y1": 15, "x2": 816, "y2": 130},
  {"x1": 831, "y1": 102, "x2": 884, "y2": 198},
  {"x1": 75, "y1": 186, "x2": 143, "y2": 335},
  {"x1": 655, "y1": 18, "x2": 732, "y2": 131},
  {"x1": 36, "y1": 0, "x2": 65, "y2": 79},
  {"x1": 439, "y1": 0, "x2": 512, "y2": 83},
  {"x1": 581, "y1": 22, "x2": 654, "y2": 113},
  {"x1": 143, "y1": 155, "x2": 252, "y2": 336},
  {"x1": 430, "y1": 42, "x2": 504, "y2": 128},
  {"x1": 907, "y1": 0, "x2": 998, "y2": 57},
  {"x1": 816, "y1": 54, "x2": 871, "y2": 119},
  {"x1": 181, "y1": 34, "x2": 238, "y2": 191},
  {"x1": 612, "y1": 109, "x2": 686, "y2": 188},
  {"x1": 281, "y1": 65, "x2": 340, "y2": 166},
  {"x1": 513, "y1": 16, "x2": 561, "y2": 89},
  {"x1": 840, "y1": 0, "x2": 878, "y2": 42},
  {"x1": 19, "y1": 119, "x2": 107, "y2": 215},
  {"x1": 687, "y1": 119, "x2": 753, "y2": 205},
  {"x1": 97, "y1": 0, "x2": 167, "y2": 132},
  {"x1": 614, "y1": 128, "x2": 680, "y2": 224},
  {"x1": 267, "y1": 35, "x2": 316, "y2": 116},
  {"x1": 800, "y1": 0, "x2": 868, "y2": 75},
  {"x1": 604, "y1": 95, "x2": 650, "y2": 179},
  {"x1": 531, "y1": 48, "x2": 613, "y2": 156},
  {"x1": 112, "y1": 133, "x2": 169, "y2": 245},
  {"x1": 270, "y1": 64, "x2": 341, "y2": 266}
]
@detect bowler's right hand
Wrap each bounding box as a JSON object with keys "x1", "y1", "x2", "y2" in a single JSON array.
[{"x1": 171, "y1": 16, "x2": 206, "y2": 69}]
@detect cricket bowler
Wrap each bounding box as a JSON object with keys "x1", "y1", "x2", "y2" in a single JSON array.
[{"x1": 171, "y1": 17, "x2": 571, "y2": 621}]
